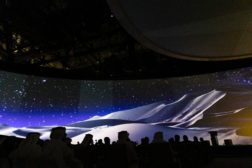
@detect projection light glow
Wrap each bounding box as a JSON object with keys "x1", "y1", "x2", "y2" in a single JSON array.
[{"x1": 1, "y1": 68, "x2": 252, "y2": 144}]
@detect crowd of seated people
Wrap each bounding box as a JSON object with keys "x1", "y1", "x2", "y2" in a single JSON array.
[{"x1": 0, "y1": 127, "x2": 213, "y2": 168}]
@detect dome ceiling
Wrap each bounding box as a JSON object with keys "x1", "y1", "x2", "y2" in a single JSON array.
[
  {"x1": 108, "y1": 0, "x2": 252, "y2": 61},
  {"x1": 0, "y1": 0, "x2": 252, "y2": 79}
]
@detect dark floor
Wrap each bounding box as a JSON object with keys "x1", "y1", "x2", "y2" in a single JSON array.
[{"x1": 204, "y1": 157, "x2": 252, "y2": 168}]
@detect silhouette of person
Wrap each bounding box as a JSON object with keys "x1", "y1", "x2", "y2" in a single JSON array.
[
  {"x1": 117, "y1": 131, "x2": 138, "y2": 168},
  {"x1": 42, "y1": 127, "x2": 82, "y2": 168},
  {"x1": 104, "y1": 137, "x2": 111, "y2": 146},
  {"x1": 152, "y1": 131, "x2": 166, "y2": 144},
  {"x1": 81, "y1": 134, "x2": 93, "y2": 147},
  {"x1": 140, "y1": 137, "x2": 149, "y2": 146},
  {"x1": 9, "y1": 132, "x2": 42, "y2": 168},
  {"x1": 169, "y1": 137, "x2": 175, "y2": 144},
  {"x1": 98, "y1": 139, "x2": 103, "y2": 145},
  {"x1": 182, "y1": 135, "x2": 191, "y2": 143},
  {"x1": 193, "y1": 136, "x2": 199, "y2": 143},
  {"x1": 174, "y1": 134, "x2": 180, "y2": 143}
]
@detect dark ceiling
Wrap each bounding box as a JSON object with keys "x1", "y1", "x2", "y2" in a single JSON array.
[{"x1": 1, "y1": 0, "x2": 252, "y2": 80}]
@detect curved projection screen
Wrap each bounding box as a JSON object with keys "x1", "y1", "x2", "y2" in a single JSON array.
[
  {"x1": 108, "y1": 0, "x2": 252, "y2": 60},
  {"x1": 1, "y1": 69, "x2": 252, "y2": 144}
]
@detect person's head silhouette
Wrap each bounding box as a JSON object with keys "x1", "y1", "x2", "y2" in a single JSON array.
[
  {"x1": 104, "y1": 137, "x2": 110, "y2": 145},
  {"x1": 82, "y1": 134, "x2": 93, "y2": 145},
  {"x1": 118, "y1": 131, "x2": 130, "y2": 142},
  {"x1": 152, "y1": 131, "x2": 165, "y2": 143},
  {"x1": 174, "y1": 134, "x2": 180, "y2": 142},
  {"x1": 50, "y1": 127, "x2": 67, "y2": 140},
  {"x1": 25, "y1": 132, "x2": 41, "y2": 144},
  {"x1": 183, "y1": 135, "x2": 189, "y2": 142}
]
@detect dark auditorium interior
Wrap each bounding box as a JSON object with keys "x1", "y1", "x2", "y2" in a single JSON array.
[{"x1": 1, "y1": 0, "x2": 252, "y2": 168}]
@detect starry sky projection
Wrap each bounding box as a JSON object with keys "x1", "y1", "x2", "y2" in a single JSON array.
[{"x1": 0, "y1": 67, "x2": 252, "y2": 127}]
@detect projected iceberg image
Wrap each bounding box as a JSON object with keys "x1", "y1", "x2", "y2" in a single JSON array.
[{"x1": 1, "y1": 89, "x2": 252, "y2": 145}]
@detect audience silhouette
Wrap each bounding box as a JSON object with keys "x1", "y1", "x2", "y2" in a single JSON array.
[{"x1": 0, "y1": 127, "x2": 243, "y2": 168}]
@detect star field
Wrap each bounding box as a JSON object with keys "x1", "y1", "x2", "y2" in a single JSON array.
[{"x1": 0, "y1": 67, "x2": 252, "y2": 127}]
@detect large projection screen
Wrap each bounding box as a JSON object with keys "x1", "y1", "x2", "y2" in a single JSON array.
[{"x1": 0, "y1": 68, "x2": 252, "y2": 144}]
